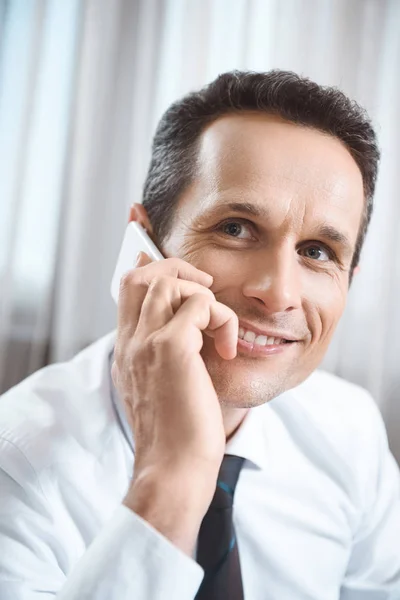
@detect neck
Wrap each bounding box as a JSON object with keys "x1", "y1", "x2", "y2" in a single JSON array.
[{"x1": 222, "y1": 407, "x2": 249, "y2": 442}]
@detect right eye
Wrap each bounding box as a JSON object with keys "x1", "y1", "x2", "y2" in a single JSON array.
[{"x1": 216, "y1": 219, "x2": 255, "y2": 240}]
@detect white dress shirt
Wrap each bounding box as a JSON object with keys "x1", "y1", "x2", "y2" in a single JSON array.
[{"x1": 0, "y1": 330, "x2": 400, "y2": 599}]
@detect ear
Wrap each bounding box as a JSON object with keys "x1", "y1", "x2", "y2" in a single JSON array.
[{"x1": 128, "y1": 203, "x2": 154, "y2": 236}]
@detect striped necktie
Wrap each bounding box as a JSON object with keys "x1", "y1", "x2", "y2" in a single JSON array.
[{"x1": 195, "y1": 454, "x2": 245, "y2": 599}]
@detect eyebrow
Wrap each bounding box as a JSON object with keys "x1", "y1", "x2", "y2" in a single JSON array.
[
  {"x1": 223, "y1": 201, "x2": 267, "y2": 218},
  {"x1": 316, "y1": 225, "x2": 354, "y2": 257},
  {"x1": 211, "y1": 201, "x2": 354, "y2": 257}
]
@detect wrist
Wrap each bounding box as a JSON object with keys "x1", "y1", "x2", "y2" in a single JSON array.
[
  {"x1": 123, "y1": 466, "x2": 215, "y2": 556},
  {"x1": 126, "y1": 465, "x2": 214, "y2": 518}
]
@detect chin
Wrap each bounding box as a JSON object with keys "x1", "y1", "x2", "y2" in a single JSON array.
[{"x1": 201, "y1": 347, "x2": 297, "y2": 409}]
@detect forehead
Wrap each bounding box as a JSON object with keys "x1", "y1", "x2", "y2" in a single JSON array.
[{"x1": 178, "y1": 113, "x2": 364, "y2": 244}]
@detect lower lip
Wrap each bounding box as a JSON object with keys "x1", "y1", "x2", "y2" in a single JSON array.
[{"x1": 237, "y1": 337, "x2": 297, "y2": 356}]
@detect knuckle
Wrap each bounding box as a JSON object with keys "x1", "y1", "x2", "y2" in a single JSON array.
[
  {"x1": 202, "y1": 287, "x2": 215, "y2": 299},
  {"x1": 149, "y1": 274, "x2": 172, "y2": 292},
  {"x1": 157, "y1": 258, "x2": 182, "y2": 279},
  {"x1": 148, "y1": 330, "x2": 182, "y2": 357},
  {"x1": 191, "y1": 291, "x2": 213, "y2": 307},
  {"x1": 119, "y1": 269, "x2": 137, "y2": 291}
]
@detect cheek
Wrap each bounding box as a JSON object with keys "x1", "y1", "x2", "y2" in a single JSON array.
[{"x1": 302, "y1": 272, "x2": 348, "y2": 342}]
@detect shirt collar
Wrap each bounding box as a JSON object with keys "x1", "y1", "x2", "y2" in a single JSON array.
[
  {"x1": 225, "y1": 403, "x2": 270, "y2": 470},
  {"x1": 108, "y1": 344, "x2": 276, "y2": 471}
]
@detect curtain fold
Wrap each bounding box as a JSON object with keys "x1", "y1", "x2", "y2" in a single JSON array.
[
  {"x1": 1, "y1": 0, "x2": 399, "y2": 458},
  {"x1": 0, "y1": 0, "x2": 81, "y2": 389}
]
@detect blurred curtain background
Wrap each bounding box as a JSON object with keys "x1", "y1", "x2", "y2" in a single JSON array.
[{"x1": 1, "y1": 0, "x2": 400, "y2": 458}]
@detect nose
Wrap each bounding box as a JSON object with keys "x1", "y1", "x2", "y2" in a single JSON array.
[{"x1": 242, "y1": 246, "x2": 302, "y2": 314}]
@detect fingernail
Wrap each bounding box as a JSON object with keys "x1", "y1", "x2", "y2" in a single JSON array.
[{"x1": 135, "y1": 251, "x2": 142, "y2": 266}]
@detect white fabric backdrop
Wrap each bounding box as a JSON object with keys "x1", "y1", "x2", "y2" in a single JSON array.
[{"x1": 1, "y1": 0, "x2": 399, "y2": 458}]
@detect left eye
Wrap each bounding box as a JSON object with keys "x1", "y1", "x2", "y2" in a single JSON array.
[
  {"x1": 219, "y1": 220, "x2": 253, "y2": 238},
  {"x1": 301, "y1": 245, "x2": 331, "y2": 261}
]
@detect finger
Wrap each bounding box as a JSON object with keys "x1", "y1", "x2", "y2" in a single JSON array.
[
  {"x1": 135, "y1": 277, "x2": 215, "y2": 339},
  {"x1": 116, "y1": 252, "x2": 155, "y2": 341},
  {"x1": 134, "y1": 256, "x2": 213, "y2": 288},
  {"x1": 117, "y1": 257, "x2": 214, "y2": 336},
  {"x1": 163, "y1": 293, "x2": 238, "y2": 360}
]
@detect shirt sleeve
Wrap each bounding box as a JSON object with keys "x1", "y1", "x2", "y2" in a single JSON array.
[
  {"x1": 340, "y1": 399, "x2": 400, "y2": 600},
  {"x1": 0, "y1": 439, "x2": 204, "y2": 600},
  {"x1": 57, "y1": 506, "x2": 204, "y2": 600}
]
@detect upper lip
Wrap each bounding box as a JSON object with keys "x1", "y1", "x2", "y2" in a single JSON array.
[{"x1": 238, "y1": 320, "x2": 300, "y2": 342}]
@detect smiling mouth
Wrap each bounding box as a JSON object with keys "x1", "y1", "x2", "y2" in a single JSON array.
[{"x1": 238, "y1": 325, "x2": 297, "y2": 347}]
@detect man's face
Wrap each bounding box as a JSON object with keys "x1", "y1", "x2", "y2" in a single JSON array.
[{"x1": 161, "y1": 113, "x2": 365, "y2": 408}]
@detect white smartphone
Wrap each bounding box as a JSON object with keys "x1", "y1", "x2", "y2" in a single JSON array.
[{"x1": 110, "y1": 221, "x2": 164, "y2": 304}]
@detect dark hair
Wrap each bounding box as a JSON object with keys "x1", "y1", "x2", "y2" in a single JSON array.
[{"x1": 142, "y1": 70, "x2": 380, "y2": 281}]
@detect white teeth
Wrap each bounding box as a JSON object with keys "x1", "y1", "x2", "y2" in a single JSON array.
[
  {"x1": 239, "y1": 329, "x2": 283, "y2": 346},
  {"x1": 244, "y1": 330, "x2": 256, "y2": 343}
]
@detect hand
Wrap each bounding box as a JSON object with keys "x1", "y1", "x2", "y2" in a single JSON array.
[{"x1": 112, "y1": 252, "x2": 238, "y2": 550}]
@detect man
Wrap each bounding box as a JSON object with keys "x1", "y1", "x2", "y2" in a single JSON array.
[{"x1": 0, "y1": 70, "x2": 399, "y2": 599}]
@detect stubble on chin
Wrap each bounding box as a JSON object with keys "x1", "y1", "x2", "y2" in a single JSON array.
[{"x1": 202, "y1": 353, "x2": 291, "y2": 409}]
